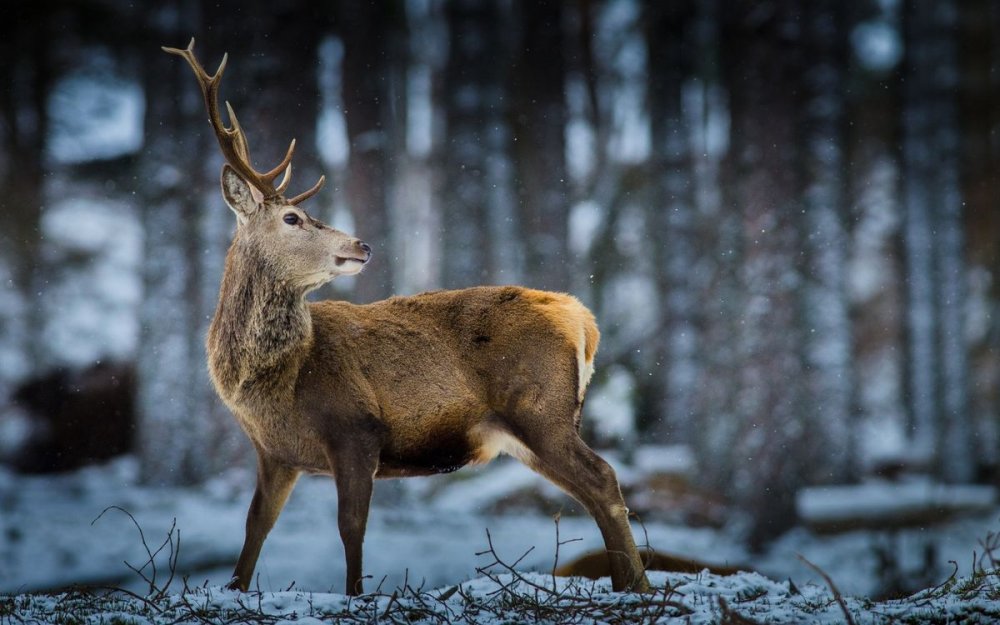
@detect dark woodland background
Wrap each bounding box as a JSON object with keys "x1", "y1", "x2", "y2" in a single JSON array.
[{"x1": 1, "y1": 0, "x2": 999, "y2": 548}]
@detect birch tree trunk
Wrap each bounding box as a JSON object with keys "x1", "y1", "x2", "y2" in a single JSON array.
[{"x1": 901, "y1": 0, "x2": 973, "y2": 481}]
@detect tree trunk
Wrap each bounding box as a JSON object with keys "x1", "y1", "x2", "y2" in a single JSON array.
[
  {"x1": 440, "y1": 0, "x2": 506, "y2": 288},
  {"x1": 687, "y1": 0, "x2": 746, "y2": 495},
  {"x1": 798, "y1": 0, "x2": 854, "y2": 482},
  {"x1": 509, "y1": 0, "x2": 570, "y2": 292},
  {"x1": 137, "y1": 8, "x2": 209, "y2": 484},
  {"x1": 338, "y1": 1, "x2": 405, "y2": 303},
  {"x1": 0, "y1": 4, "x2": 52, "y2": 390},
  {"x1": 644, "y1": 0, "x2": 699, "y2": 445},
  {"x1": 843, "y1": 0, "x2": 908, "y2": 477},
  {"x1": 901, "y1": 0, "x2": 973, "y2": 482},
  {"x1": 959, "y1": 0, "x2": 1000, "y2": 480},
  {"x1": 721, "y1": 0, "x2": 809, "y2": 549}
]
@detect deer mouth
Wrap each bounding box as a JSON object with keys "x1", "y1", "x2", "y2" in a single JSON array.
[{"x1": 334, "y1": 255, "x2": 367, "y2": 267}]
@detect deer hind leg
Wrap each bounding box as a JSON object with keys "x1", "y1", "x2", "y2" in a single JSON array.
[
  {"x1": 495, "y1": 344, "x2": 649, "y2": 592},
  {"x1": 527, "y1": 435, "x2": 651, "y2": 592},
  {"x1": 230, "y1": 452, "x2": 299, "y2": 591},
  {"x1": 499, "y1": 383, "x2": 650, "y2": 593}
]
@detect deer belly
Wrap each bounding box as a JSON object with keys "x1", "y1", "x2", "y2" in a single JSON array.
[
  {"x1": 374, "y1": 416, "x2": 535, "y2": 478},
  {"x1": 376, "y1": 427, "x2": 474, "y2": 477}
]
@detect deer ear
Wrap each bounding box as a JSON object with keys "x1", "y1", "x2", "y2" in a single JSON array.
[{"x1": 221, "y1": 164, "x2": 262, "y2": 223}]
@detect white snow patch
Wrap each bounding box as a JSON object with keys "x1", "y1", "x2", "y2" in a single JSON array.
[
  {"x1": 568, "y1": 200, "x2": 603, "y2": 257},
  {"x1": 47, "y1": 53, "x2": 144, "y2": 164},
  {"x1": 317, "y1": 36, "x2": 349, "y2": 167},
  {"x1": 632, "y1": 445, "x2": 695, "y2": 477},
  {"x1": 798, "y1": 481, "x2": 996, "y2": 526},
  {"x1": 851, "y1": 20, "x2": 903, "y2": 73},
  {"x1": 585, "y1": 365, "x2": 636, "y2": 442},
  {"x1": 38, "y1": 196, "x2": 142, "y2": 366}
]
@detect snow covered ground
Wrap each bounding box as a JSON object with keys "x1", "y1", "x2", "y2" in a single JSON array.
[
  {"x1": 0, "y1": 456, "x2": 743, "y2": 596},
  {"x1": 10, "y1": 568, "x2": 1000, "y2": 624},
  {"x1": 2, "y1": 454, "x2": 999, "y2": 606}
]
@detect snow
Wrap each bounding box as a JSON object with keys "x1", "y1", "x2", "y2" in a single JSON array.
[
  {"x1": 1, "y1": 456, "x2": 998, "y2": 598},
  {"x1": 568, "y1": 200, "x2": 603, "y2": 257},
  {"x1": 316, "y1": 36, "x2": 350, "y2": 168},
  {"x1": 851, "y1": 20, "x2": 903, "y2": 73},
  {"x1": 47, "y1": 52, "x2": 144, "y2": 165},
  {"x1": 601, "y1": 272, "x2": 659, "y2": 347},
  {"x1": 2, "y1": 457, "x2": 1000, "y2": 622},
  {"x1": 585, "y1": 365, "x2": 637, "y2": 443},
  {"x1": 0, "y1": 407, "x2": 31, "y2": 458},
  {"x1": 798, "y1": 481, "x2": 996, "y2": 525},
  {"x1": 631, "y1": 445, "x2": 695, "y2": 477},
  {"x1": 10, "y1": 567, "x2": 1000, "y2": 624},
  {"x1": 38, "y1": 195, "x2": 143, "y2": 367},
  {"x1": 565, "y1": 108, "x2": 596, "y2": 181},
  {"x1": 406, "y1": 64, "x2": 434, "y2": 158}
]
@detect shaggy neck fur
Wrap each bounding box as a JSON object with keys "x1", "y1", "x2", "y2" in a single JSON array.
[{"x1": 208, "y1": 237, "x2": 313, "y2": 405}]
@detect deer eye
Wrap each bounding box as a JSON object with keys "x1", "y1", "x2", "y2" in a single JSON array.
[{"x1": 283, "y1": 213, "x2": 302, "y2": 226}]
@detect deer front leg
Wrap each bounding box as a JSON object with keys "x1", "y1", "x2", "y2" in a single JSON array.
[
  {"x1": 329, "y1": 445, "x2": 378, "y2": 596},
  {"x1": 229, "y1": 453, "x2": 299, "y2": 591}
]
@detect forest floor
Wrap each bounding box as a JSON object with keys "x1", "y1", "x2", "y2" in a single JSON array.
[
  {"x1": 6, "y1": 568, "x2": 1000, "y2": 624},
  {"x1": 2, "y1": 455, "x2": 1000, "y2": 623}
]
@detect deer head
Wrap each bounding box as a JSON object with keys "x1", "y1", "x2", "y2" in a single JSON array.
[{"x1": 163, "y1": 39, "x2": 371, "y2": 291}]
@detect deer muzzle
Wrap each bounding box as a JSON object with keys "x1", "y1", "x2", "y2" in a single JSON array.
[{"x1": 335, "y1": 240, "x2": 372, "y2": 267}]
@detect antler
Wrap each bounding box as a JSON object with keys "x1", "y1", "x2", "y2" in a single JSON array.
[{"x1": 162, "y1": 38, "x2": 325, "y2": 205}]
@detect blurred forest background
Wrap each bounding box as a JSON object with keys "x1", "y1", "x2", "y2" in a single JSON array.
[{"x1": 1, "y1": 0, "x2": 998, "y2": 548}]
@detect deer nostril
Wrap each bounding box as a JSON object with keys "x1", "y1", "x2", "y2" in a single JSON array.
[{"x1": 359, "y1": 241, "x2": 372, "y2": 257}]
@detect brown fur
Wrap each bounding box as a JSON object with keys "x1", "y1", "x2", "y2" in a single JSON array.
[
  {"x1": 168, "y1": 40, "x2": 650, "y2": 597},
  {"x1": 213, "y1": 284, "x2": 592, "y2": 476}
]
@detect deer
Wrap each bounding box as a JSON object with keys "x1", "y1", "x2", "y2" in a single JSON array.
[{"x1": 162, "y1": 39, "x2": 651, "y2": 596}]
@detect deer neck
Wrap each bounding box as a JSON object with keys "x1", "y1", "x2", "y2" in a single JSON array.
[{"x1": 208, "y1": 240, "x2": 313, "y2": 406}]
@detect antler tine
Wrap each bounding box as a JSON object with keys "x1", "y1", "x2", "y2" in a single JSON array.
[
  {"x1": 222, "y1": 101, "x2": 253, "y2": 163},
  {"x1": 164, "y1": 38, "x2": 325, "y2": 203},
  {"x1": 288, "y1": 175, "x2": 326, "y2": 205},
  {"x1": 162, "y1": 38, "x2": 225, "y2": 84},
  {"x1": 275, "y1": 162, "x2": 293, "y2": 195}
]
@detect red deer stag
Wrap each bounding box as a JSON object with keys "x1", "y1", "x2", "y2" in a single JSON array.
[{"x1": 163, "y1": 39, "x2": 651, "y2": 595}]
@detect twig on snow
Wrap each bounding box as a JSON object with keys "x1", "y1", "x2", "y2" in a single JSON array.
[{"x1": 797, "y1": 553, "x2": 857, "y2": 625}]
